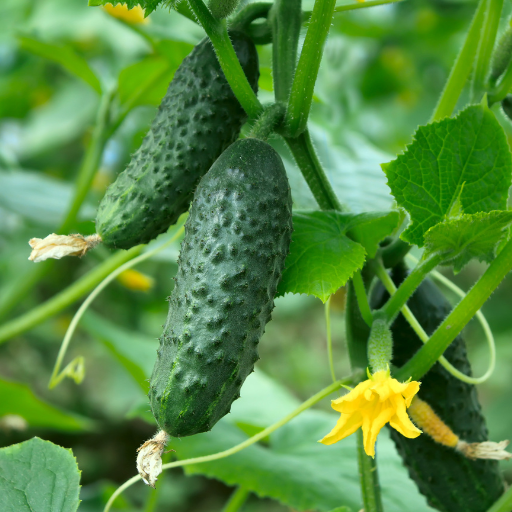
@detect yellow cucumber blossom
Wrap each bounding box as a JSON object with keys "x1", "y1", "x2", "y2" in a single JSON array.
[
  {"x1": 103, "y1": 3, "x2": 148, "y2": 24},
  {"x1": 320, "y1": 369, "x2": 422, "y2": 457}
]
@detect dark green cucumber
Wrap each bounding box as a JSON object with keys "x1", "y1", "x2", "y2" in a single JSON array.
[
  {"x1": 149, "y1": 138, "x2": 292, "y2": 437},
  {"x1": 371, "y1": 263, "x2": 504, "y2": 512},
  {"x1": 96, "y1": 32, "x2": 259, "y2": 249}
]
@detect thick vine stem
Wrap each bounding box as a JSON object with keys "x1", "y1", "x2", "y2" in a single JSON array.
[
  {"x1": 357, "y1": 431, "x2": 384, "y2": 512},
  {"x1": 221, "y1": 487, "x2": 250, "y2": 512},
  {"x1": 187, "y1": 0, "x2": 263, "y2": 119},
  {"x1": 229, "y1": 2, "x2": 272, "y2": 45},
  {"x1": 376, "y1": 253, "x2": 443, "y2": 324},
  {"x1": 249, "y1": 102, "x2": 285, "y2": 140},
  {"x1": 471, "y1": 0, "x2": 504, "y2": 103},
  {"x1": 269, "y1": 0, "x2": 302, "y2": 103},
  {"x1": 431, "y1": 0, "x2": 487, "y2": 122},
  {"x1": 489, "y1": 56, "x2": 512, "y2": 104},
  {"x1": 284, "y1": 130, "x2": 344, "y2": 211},
  {"x1": 285, "y1": 0, "x2": 336, "y2": 137},
  {"x1": 396, "y1": 236, "x2": 512, "y2": 382}
]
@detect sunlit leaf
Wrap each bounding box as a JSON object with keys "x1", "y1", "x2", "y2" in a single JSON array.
[
  {"x1": 424, "y1": 211, "x2": 512, "y2": 273},
  {"x1": 18, "y1": 36, "x2": 102, "y2": 94},
  {"x1": 0, "y1": 438, "x2": 80, "y2": 512},
  {"x1": 383, "y1": 104, "x2": 512, "y2": 246}
]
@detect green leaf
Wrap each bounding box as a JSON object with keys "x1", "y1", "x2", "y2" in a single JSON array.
[
  {"x1": 345, "y1": 211, "x2": 400, "y2": 258},
  {"x1": 383, "y1": 104, "x2": 512, "y2": 246},
  {"x1": 423, "y1": 211, "x2": 512, "y2": 273},
  {"x1": 118, "y1": 41, "x2": 192, "y2": 108},
  {"x1": 0, "y1": 378, "x2": 92, "y2": 431},
  {"x1": 81, "y1": 311, "x2": 158, "y2": 392},
  {"x1": 88, "y1": 0, "x2": 164, "y2": 16},
  {"x1": 18, "y1": 36, "x2": 102, "y2": 94},
  {"x1": 0, "y1": 438, "x2": 80, "y2": 512},
  {"x1": 278, "y1": 211, "x2": 399, "y2": 302},
  {"x1": 175, "y1": 412, "x2": 434, "y2": 512}
]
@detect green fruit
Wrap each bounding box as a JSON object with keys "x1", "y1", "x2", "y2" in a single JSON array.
[
  {"x1": 96, "y1": 32, "x2": 259, "y2": 250},
  {"x1": 371, "y1": 263, "x2": 504, "y2": 512},
  {"x1": 149, "y1": 138, "x2": 292, "y2": 437}
]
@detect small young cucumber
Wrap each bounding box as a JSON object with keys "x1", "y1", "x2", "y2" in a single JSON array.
[
  {"x1": 149, "y1": 138, "x2": 292, "y2": 437},
  {"x1": 371, "y1": 263, "x2": 504, "y2": 512},
  {"x1": 96, "y1": 32, "x2": 259, "y2": 249}
]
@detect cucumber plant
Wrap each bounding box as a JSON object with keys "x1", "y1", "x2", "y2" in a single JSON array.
[{"x1": 5, "y1": 0, "x2": 512, "y2": 512}]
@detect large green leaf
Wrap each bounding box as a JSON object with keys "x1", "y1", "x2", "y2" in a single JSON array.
[
  {"x1": 0, "y1": 378, "x2": 92, "y2": 431},
  {"x1": 175, "y1": 411, "x2": 434, "y2": 512},
  {"x1": 383, "y1": 104, "x2": 512, "y2": 247},
  {"x1": 423, "y1": 211, "x2": 512, "y2": 273},
  {"x1": 18, "y1": 36, "x2": 102, "y2": 94},
  {"x1": 118, "y1": 40, "x2": 192, "y2": 108},
  {"x1": 277, "y1": 210, "x2": 399, "y2": 302},
  {"x1": 0, "y1": 438, "x2": 80, "y2": 512},
  {"x1": 81, "y1": 311, "x2": 158, "y2": 392}
]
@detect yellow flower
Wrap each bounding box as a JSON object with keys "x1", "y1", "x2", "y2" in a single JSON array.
[
  {"x1": 320, "y1": 370, "x2": 422, "y2": 457},
  {"x1": 103, "y1": 3, "x2": 148, "y2": 24},
  {"x1": 117, "y1": 269, "x2": 154, "y2": 292}
]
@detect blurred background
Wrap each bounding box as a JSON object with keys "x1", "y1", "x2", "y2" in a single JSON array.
[{"x1": 1, "y1": 0, "x2": 512, "y2": 510}]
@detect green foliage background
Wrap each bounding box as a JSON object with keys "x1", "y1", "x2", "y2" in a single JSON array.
[{"x1": 1, "y1": 0, "x2": 512, "y2": 510}]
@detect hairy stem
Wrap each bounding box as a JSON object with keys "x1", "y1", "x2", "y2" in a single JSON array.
[
  {"x1": 270, "y1": 0, "x2": 302, "y2": 103},
  {"x1": 325, "y1": 297, "x2": 337, "y2": 384},
  {"x1": 431, "y1": 0, "x2": 487, "y2": 122},
  {"x1": 284, "y1": 130, "x2": 343, "y2": 211},
  {"x1": 471, "y1": 0, "x2": 504, "y2": 103},
  {"x1": 357, "y1": 431, "x2": 384, "y2": 512},
  {"x1": 187, "y1": 0, "x2": 262, "y2": 118},
  {"x1": 285, "y1": 0, "x2": 336, "y2": 137},
  {"x1": 352, "y1": 271, "x2": 373, "y2": 327},
  {"x1": 376, "y1": 254, "x2": 443, "y2": 324}
]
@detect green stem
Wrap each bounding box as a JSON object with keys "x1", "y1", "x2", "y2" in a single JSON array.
[
  {"x1": 187, "y1": 0, "x2": 263, "y2": 119},
  {"x1": 486, "y1": 485, "x2": 512, "y2": 512},
  {"x1": 0, "y1": 246, "x2": 143, "y2": 345},
  {"x1": 60, "y1": 88, "x2": 115, "y2": 234},
  {"x1": 104, "y1": 377, "x2": 354, "y2": 512},
  {"x1": 357, "y1": 431, "x2": 384, "y2": 512},
  {"x1": 374, "y1": 259, "x2": 495, "y2": 385},
  {"x1": 471, "y1": 0, "x2": 504, "y2": 103},
  {"x1": 352, "y1": 271, "x2": 373, "y2": 327},
  {"x1": 284, "y1": 130, "x2": 343, "y2": 211},
  {"x1": 270, "y1": 0, "x2": 302, "y2": 103},
  {"x1": 396, "y1": 236, "x2": 512, "y2": 381},
  {"x1": 249, "y1": 103, "x2": 285, "y2": 140},
  {"x1": 377, "y1": 254, "x2": 443, "y2": 324},
  {"x1": 380, "y1": 238, "x2": 411, "y2": 269},
  {"x1": 325, "y1": 297, "x2": 337, "y2": 384},
  {"x1": 229, "y1": 2, "x2": 272, "y2": 45},
  {"x1": 302, "y1": 0, "x2": 404, "y2": 20},
  {"x1": 221, "y1": 487, "x2": 250, "y2": 512},
  {"x1": 488, "y1": 57, "x2": 512, "y2": 103},
  {"x1": 285, "y1": 0, "x2": 336, "y2": 137},
  {"x1": 431, "y1": 0, "x2": 487, "y2": 122}
]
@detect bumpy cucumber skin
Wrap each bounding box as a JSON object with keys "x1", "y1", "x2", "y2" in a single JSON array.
[
  {"x1": 149, "y1": 138, "x2": 292, "y2": 437},
  {"x1": 371, "y1": 264, "x2": 504, "y2": 512},
  {"x1": 96, "y1": 32, "x2": 259, "y2": 249}
]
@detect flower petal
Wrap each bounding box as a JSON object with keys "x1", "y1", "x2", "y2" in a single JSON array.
[
  {"x1": 362, "y1": 402, "x2": 394, "y2": 457},
  {"x1": 389, "y1": 396, "x2": 422, "y2": 439},
  {"x1": 320, "y1": 412, "x2": 363, "y2": 445}
]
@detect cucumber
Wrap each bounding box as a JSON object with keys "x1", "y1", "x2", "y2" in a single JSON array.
[
  {"x1": 149, "y1": 138, "x2": 292, "y2": 437},
  {"x1": 371, "y1": 263, "x2": 504, "y2": 512},
  {"x1": 96, "y1": 32, "x2": 259, "y2": 249}
]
